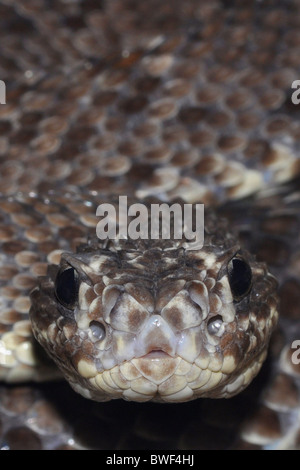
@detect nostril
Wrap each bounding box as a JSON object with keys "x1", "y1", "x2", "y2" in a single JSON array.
[
  {"x1": 207, "y1": 315, "x2": 223, "y2": 336},
  {"x1": 89, "y1": 321, "x2": 106, "y2": 341}
]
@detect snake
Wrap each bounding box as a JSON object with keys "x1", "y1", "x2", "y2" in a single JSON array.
[{"x1": 0, "y1": 0, "x2": 300, "y2": 450}]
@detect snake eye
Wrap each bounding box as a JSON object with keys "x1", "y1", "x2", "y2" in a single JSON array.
[
  {"x1": 227, "y1": 257, "x2": 252, "y2": 302},
  {"x1": 55, "y1": 266, "x2": 79, "y2": 309}
]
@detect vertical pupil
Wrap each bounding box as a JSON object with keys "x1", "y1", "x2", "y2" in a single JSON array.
[
  {"x1": 228, "y1": 258, "x2": 252, "y2": 300},
  {"x1": 55, "y1": 267, "x2": 78, "y2": 307}
]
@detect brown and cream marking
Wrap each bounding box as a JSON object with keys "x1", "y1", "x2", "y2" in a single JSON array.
[{"x1": 30, "y1": 209, "x2": 278, "y2": 402}]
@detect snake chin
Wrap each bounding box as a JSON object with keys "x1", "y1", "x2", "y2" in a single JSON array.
[{"x1": 69, "y1": 349, "x2": 269, "y2": 403}]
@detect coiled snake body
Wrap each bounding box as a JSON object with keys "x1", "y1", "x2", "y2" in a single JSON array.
[{"x1": 0, "y1": 0, "x2": 300, "y2": 450}]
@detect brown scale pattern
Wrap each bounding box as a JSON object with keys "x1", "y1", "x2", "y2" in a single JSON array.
[{"x1": 0, "y1": 0, "x2": 299, "y2": 450}]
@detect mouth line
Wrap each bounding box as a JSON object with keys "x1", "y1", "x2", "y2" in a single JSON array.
[{"x1": 139, "y1": 350, "x2": 173, "y2": 359}]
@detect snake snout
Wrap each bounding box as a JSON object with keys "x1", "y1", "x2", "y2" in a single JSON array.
[{"x1": 134, "y1": 315, "x2": 177, "y2": 358}]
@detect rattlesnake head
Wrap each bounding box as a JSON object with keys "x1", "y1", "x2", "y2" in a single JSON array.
[{"x1": 30, "y1": 206, "x2": 279, "y2": 402}]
